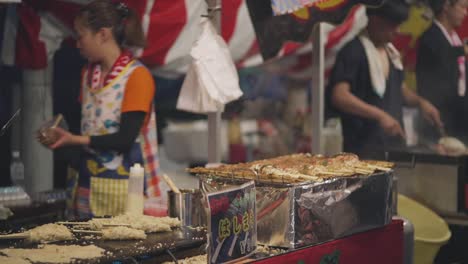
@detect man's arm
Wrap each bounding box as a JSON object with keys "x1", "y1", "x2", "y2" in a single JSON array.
[
  {"x1": 331, "y1": 82, "x2": 383, "y2": 120},
  {"x1": 401, "y1": 83, "x2": 443, "y2": 128},
  {"x1": 331, "y1": 81, "x2": 405, "y2": 137}
]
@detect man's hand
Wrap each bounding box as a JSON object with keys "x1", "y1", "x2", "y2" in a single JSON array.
[
  {"x1": 419, "y1": 99, "x2": 443, "y2": 129},
  {"x1": 377, "y1": 112, "x2": 406, "y2": 138},
  {"x1": 401, "y1": 84, "x2": 443, "y2": 130}
]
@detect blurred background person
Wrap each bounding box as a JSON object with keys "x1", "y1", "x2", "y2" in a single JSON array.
[
  {"x1": 416, "y1": 0, "x2": 468, "y2": 143},
  {"x1": 327, "y1": 0, "x2": 442, "y2": 158}
]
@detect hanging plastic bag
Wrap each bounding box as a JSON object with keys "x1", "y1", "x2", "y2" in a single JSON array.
[{"x1": 177, "y1": 18, "x2": 243, "y2": 113}]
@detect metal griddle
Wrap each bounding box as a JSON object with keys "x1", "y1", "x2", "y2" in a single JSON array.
[
  {"x1": 0, "y1": 226, "x2": 207, "y2": 264},
  {"x1": 386, "y1": 144, "x2": 467, "y2": 165},
  {"x1": 91, "y1": 226, "x2": 207, "y2": 263},
  {"x1": 385, "y1": 145, "x2": 468, "y2": 215}
]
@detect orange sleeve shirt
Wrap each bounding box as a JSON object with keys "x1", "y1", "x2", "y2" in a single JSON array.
[
  {"x1": 120, "y1": 66, "x2": 156, "y2": 128},
  {"x1": 121, "y1": 66, "x2": 155, "y2": 114}
]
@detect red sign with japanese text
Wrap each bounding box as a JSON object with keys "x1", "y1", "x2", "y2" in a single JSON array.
[{"x1": 207, "y1": 181, "x2": 257, "y2": 264}]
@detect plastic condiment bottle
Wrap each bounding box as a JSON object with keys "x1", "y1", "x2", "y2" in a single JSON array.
[
  {"x1": 10, "y1": 151, "x2": 25, "y2": 188},
  {"x1": 126, "y1": 163, "x2": 145, "y2": 215}
]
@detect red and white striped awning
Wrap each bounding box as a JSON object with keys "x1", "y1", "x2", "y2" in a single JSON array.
[{"x1": 1, "y1": 0, "x2": 367, "y2": 78}]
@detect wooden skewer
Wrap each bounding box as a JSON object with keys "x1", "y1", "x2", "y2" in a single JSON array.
[
  {"x1": 57, "y1": 221, "x2": 130, "y2": 227},
  {"x1": 71, "y1": 229, "x2": 102, "y2": 235},
  {"x1": 0, "y1": 232, "x2": 29, "y2": 240},
  {"x1": 354, "y1": 169, "x2": 373, "y2": 174},
  {"x1": 314, "y1": 170, "x2": 343, "y2": 176},
  {"x1": 52, "y1": 114, "x2": 63, "y2": 128},
  {"x1": 101, "y1": 223, "x2": 130, "y2": 227},
  {"x1": 363, "y1": 160, "x2": 394, "y2": 168},
  {"x1": 365, "y1": 164, "x2": 392, "y2": 172},
  {"x1": 57, "y1": 221, "x2": 88, "y2": 225},
  {"x1": 162, "y1": 174, "x2": 181, "y2": 194}
]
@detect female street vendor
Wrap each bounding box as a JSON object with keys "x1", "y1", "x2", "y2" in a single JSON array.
[
  {"x1": 38, "y1": 0, "x2": 160, "y2": 218},
  {"x1": 327, "y1": 0, "x2": 442, "y2": 158},
  {"x1": 416, "y1": 0, "x2": 468, "y2": 143}
]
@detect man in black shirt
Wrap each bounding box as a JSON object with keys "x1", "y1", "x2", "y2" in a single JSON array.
[
  {"x1": 327, "y1": 0, "x2": 442, "y2": 158},
  {"x1": 416, "y1": 0, "x2": 468, "y2": 142}
]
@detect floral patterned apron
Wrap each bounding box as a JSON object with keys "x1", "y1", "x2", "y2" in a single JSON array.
[{"x1": 72, "y1": 59, "x2": 161, "y2": 217}]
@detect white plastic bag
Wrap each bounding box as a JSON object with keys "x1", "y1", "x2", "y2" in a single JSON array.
[{"x1": 177, "y1": 18, "x2": 243, "y2": 113}]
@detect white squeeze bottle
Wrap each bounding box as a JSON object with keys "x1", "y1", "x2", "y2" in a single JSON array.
[{"x1": 126, "y1": 163, "x2": 145, "y2": 215}]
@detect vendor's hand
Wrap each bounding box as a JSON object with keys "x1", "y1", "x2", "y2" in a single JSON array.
[
  {"x1": 36, "y1": 127, "x2": 74, "y2": 149},
  {"x1": 49, "y1": 127, "x2": 76, "y2": 149},
  {"x1": 37, "y1": 128, "x2": 56, "y2": 147},
  {"x1": 419, "y1": 99, "x2": 443, "y2": 128},
  {"x1": 378, "y1": 112, "x2": 406, "y2": 138}
]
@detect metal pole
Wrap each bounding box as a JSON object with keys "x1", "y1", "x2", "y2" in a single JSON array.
[
  {"x1": 22, "y1": 64, "x2": 54, "y2": 193},
  {"x1": 311, "y1": 23, "x2": 325, "y2": 154},
  {"x1": 205, "y1": 0, "x2": 222, "y2": 164}
]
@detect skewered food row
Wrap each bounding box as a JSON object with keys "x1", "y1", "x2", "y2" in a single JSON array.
[
  {"x1": 189, "y1": 153, "x2": 394, "y2": 184},
  {"x1": 0, "y1": 215, "x2": 183, "y2": 263},
  {"x1": 0, "y1": 215, "x2": 181, "y2": 242},
  {"x1": 84, "y1": 214, "x2": 180, "y2": 233},
  {"x1": 0, "y1": 224, "x2": 74, "y2": 243},
  {"x1": 101, "y1": 226, "x2": 147, "y2": 240},
  {"x1": 0, "y1": 245, "x2": 106, "y2": 264},
  {"x1": 27, "y1": 224, "x2": 74, "y2": 243}
]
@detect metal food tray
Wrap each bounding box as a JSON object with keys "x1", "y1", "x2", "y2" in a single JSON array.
[{"x1": 200, "y1": 171, "x2": 394, "y2": 248}]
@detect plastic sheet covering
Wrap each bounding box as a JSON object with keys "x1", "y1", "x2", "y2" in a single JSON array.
[{"x1": 201, "y1": 171, "x2": 393, "y2": 248}]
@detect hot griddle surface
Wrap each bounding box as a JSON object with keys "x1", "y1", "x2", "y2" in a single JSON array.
[
  {"x1": 0, "y1": 226, "x2": 206, "y2": 264},
  {"x1": 386, "y1": 145, "x2": 468, "y2": 165}
]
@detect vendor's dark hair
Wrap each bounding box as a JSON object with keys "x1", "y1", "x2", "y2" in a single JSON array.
[
  {"x1": 76, "y1": 0, "x2": 146, "y2": 48},
  {"x1": 429, "y1": 0, "x2": 460, "y2": 17},
  {"x1": 366, "y1": 0, "x2": 410, "y2": 24}
]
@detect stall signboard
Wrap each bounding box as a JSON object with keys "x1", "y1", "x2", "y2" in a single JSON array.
[
  {"x1": 271, "y1": 0, "x2": 334, "y2": 15},
  {"x1": 270, "y1": 0, "x2": 386, "y2": 15},
  {"x1": 246, "y1": 0, "x2": 385, "y2": 60},
  {"x1": 206, "y1": 181, "x2": 256, "y2": 264}
]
